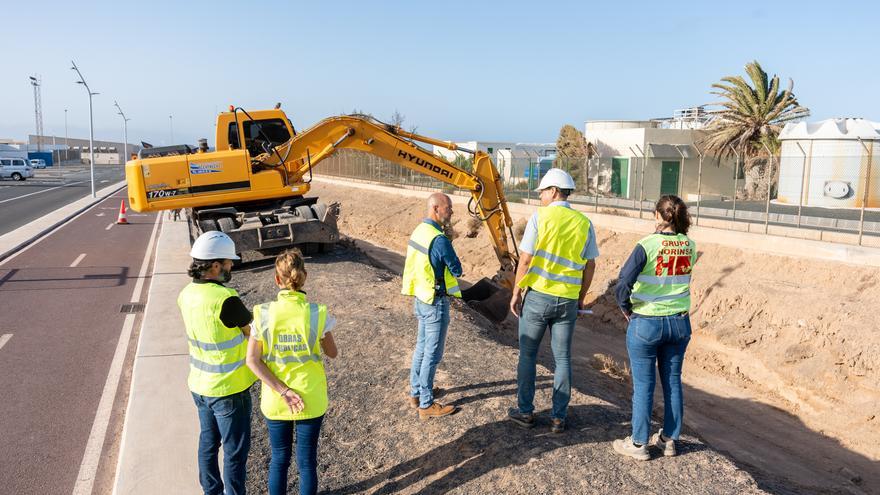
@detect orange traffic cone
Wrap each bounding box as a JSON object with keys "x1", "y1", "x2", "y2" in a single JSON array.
[{"x1": 116, "y1": 200, "x2": 129, "y2": 225}]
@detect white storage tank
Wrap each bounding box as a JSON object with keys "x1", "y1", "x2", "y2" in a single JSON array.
[{"x1": 777, "y1": 118, "x2": 880, "y2": 208}]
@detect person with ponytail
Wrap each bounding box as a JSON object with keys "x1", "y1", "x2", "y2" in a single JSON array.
[
  {"x1": 612, "y1": 195, "x2": 697, "y2": 460},
  {"x1": 246, "y1": 249, "x2": 338, "y2": 495}
]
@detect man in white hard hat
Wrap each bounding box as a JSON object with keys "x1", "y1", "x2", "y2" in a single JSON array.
[
  {"x1": 178, "y1": 231, "x2": 266, "y2": 495},
  {"x1": 508, "y1": 168, "x2": 598, "y2": 434}
]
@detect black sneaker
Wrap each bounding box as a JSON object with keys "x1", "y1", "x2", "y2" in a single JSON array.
[
  {"x1": 550, "y1": 418, "x2": 565, "y2": 434},
  {"x1": 507, "y1": 408, "x2": 536, "y2": 429}
]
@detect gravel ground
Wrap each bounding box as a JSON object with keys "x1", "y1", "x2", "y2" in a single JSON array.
[{"x1": 225, "y1": 243, "x2": 767, "y2": 494}]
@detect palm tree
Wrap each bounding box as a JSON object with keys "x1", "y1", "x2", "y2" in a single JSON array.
[
  {"x1": 700, "y1": 60, "x2": 810, "y2": 163},
  {"x1": 699, "y1": 61, "x2": 809, "y2": 199}
]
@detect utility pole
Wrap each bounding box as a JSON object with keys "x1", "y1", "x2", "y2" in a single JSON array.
[
  {"x1": 169, "y1": 114, "x2": 174, "y2": 144},
  {"x1": 29, "y1": 75, "x2": 43, "y2": 152},
  {"x1": 114, "y1": 101, "x2": 131, "y2": 165},
  {"x1": 64, "y1": 109, "x2": 69, "y2": 167},
  {"x1": 71, "y1": 60, "x2": 99, "y2": 198}
]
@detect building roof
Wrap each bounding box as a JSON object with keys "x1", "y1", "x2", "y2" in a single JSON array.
[{"x1": 780, "y1": 118, "x2": 880, "y2": 141}]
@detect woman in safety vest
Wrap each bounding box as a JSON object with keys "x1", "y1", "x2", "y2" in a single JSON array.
[
  {"x1": 612, "y1": 195, "x2": 697, "y2": 461},
  {"x1": 246, "y1": 249, "x2": 338, "y2": 495}
]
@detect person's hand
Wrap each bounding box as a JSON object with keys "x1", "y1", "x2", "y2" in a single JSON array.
[
  {"x1": 510, "y1": 290, "x2": 523, "y2": 318},
  {"x1": 281, "y1": 388, "x2": 304, "y2": 414}
]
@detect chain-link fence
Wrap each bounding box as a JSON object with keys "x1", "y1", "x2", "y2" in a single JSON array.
[{"x1": 314, "y1": 147, "x2": 880, "y2": 246}]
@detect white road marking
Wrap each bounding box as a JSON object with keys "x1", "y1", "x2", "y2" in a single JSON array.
[
  {"x1": 100, "y1": 180, "x2": 109, "y2": 183},
  {"x1": 0, "y1": 334, "x2": 11, "y2": 351},
  {"x1": 96, "y1": 212, "x2": 105, "y2": 217},
  {"x1": 72, "y1": 212, "x2": 162, "y2": 495},
  {"x1": 0, "y1": 181, "x2": 85, "y2": 205},
  {"x1": 0, "y1": 188, "x2": 127, "y2": 268},
  {"x1": 70, "y1": 253, "x2": 86, "y2": 267},
  {"x1": 105, "y1": 223, "x2": 114, "y2": 231}
]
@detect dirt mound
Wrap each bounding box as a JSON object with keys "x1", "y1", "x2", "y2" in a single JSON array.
[
  {"x1": 306, "y1": 180, "x2": 880, "y2": 493},
  {"x1": 232, "y1": 247, "x2": 764, "y2": 494}
]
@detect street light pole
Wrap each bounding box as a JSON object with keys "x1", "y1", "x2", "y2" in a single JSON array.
[
  {"x1": 64, "y1": 109, "x2": 69, "y2": 169},
  {"x1": 114, "y1": 101, "x2": 131, "y2": 165},
  {"x1": 71, "y1": 60, "x2": 99, "y2": 198},
  {"x1": 29, "y1": 75, "x2": 43, "y2": 152},
  {"x1": 169, "y1": 114, "x2": 174, "y2": 144}
]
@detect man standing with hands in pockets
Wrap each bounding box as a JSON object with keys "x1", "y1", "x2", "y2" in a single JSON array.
[{"x1": 508, "y1": 168, "x2": 599, "y2": 433}]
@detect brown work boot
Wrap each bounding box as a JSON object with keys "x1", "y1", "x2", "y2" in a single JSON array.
[
  {"x1": 406, "y1": 387, "x2": 443, "y2": 409},
  {"x1": 418, "y1": 402, "x2": 457, "y2": 420}
]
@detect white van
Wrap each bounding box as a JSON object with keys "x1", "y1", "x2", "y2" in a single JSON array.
[
  {"x1": 29, "y1": 158, "x2": 47, "y2": 169},
  {"x1": 0, "y1": 157, "x2": 34, "y2": 181}
]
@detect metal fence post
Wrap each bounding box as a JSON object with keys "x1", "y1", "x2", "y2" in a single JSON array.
[
  {"x1": 594, "y1": 156, "x2": 600, "y2": 212},
  {"x1": 727, "y1": 145, "x2": 741, "y2": 222},
  {"x1": 857, "y1": 138, "x2": 874, "y2": 245},
  {"x1": 628, "y1": 146, "x2": 641, "y2": 213},
  {"x1": 635, "y1": 144, "x2": 646, "y2": 219},
  {"x1": 795, "y1": 142, "x2": 808, "y2": 229},
  {"x1": 762, "y1": 143, "x2": 775, "y2": 234},
  {"x1": 694, "y1": 143, "x2": 704, "y2": 226}
]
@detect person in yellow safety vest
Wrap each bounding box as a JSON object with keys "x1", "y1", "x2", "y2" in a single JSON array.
[
  {"x1": 178, "y1": 231, "x2": 259, "y2": 495},
  {"x1": 246, "y1": 249, "x2": 337, "y2": 495},
  {"x1": 612, "y1": 195, "x2": 697, "y2": 461},
  {"x1": 508, "y1": 168, "x2": 599, "y2": 434},
  {"x1": 401, "y1": 192, "x2": 462, "y2": 420}
]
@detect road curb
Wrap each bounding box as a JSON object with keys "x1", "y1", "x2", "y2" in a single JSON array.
[
  {"x1": 113, "y1": 213, "x2": 200, "y2": 494},
  {"x1": 0, "y1": 180, "x2": 127, "y2": 263}
]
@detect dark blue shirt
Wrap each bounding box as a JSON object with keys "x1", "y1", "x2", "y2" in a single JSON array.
[
  {"x1": 615, "y1": 232, "x2": 681, "y2": 315},
  {"x1": 423, "y1": 219, "x2": 463, "y2": 290}
]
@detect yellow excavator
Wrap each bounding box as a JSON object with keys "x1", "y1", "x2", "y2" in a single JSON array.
[{"x1": 126, "y1": 106, "x2": 518, "y2": 319}]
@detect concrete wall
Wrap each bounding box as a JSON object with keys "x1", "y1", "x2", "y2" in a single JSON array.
[{"x1": 585, "y1": 124, "x2": 737, "y2": 201}]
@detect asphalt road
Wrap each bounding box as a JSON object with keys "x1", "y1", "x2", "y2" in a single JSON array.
[
  {"x1": 0, "y1": 166, "x2": 126, "y2": 237},
  {"x1": 0, "y1": 190, "x2": 159, "y2": 494}
]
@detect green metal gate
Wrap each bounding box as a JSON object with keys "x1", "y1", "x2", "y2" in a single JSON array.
[
  {"x1": 660, "y1": 160, "x2": 680, "y2": 196},
  {"x1": 611, "y1": 157, "x2": 629, "y2": 197}
]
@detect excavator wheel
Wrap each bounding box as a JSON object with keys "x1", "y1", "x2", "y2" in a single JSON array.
[
  {"x1": 217, "y1": 217, "x2": 236, "y2": 233},
  {"x1": 295, "y1": 205, "x2": 316, "y2": 221},
  {"x1": 198, "y1": 219, "x2": 218, "y2": 232}
]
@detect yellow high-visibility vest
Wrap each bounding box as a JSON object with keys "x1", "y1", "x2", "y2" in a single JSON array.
[
  {"x1": 630, "y1": 233, "x2": 696, "y2": 316},
  {"x1": 178, "y1": 282, "x2": 256, "y2": 397},
  {"x1": 253, "y1": 291, "x2": 329, "y2": 421},
  {"x1": 518, "y1": 206, "x2": 590, "y2": 300},
  {"x1": 401, "y1": 221, "x2": 462, "y2": 304}
]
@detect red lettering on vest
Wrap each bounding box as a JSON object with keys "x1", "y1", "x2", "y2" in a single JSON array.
[{"x1": 656, "y1": 255, "x2": 692, "y2": 276}]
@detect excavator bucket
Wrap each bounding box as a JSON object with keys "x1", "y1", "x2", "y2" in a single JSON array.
[{"x1": 461, "y1": 278, "x2": 512, "y2": 323}]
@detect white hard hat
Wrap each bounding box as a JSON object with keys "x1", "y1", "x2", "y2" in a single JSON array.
[
  {"x1": 190, "y1": 231, "x2": 240, "y2": 260},
  {"x1": 535, "y1": 168, "x2": 576, "y2": 192}
]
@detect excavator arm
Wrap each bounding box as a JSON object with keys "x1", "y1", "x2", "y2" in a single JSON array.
[{"x1": 253, "y1": 115, "x2": 519, "y2": 283}]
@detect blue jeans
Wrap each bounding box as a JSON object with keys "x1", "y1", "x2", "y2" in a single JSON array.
[
  {"x1": 626, "y1": 313, "x2": 691, "y2": 445},
  {"x1": 516, "y1": 289, "x2": 578, "y2": 420},
  {"x1": 265, "y1": 415, "x2": 324, "y2": 495},
  {"x1": 409, "y1": 296, "x2": 450, "y2": 408},
  {"x1": 191, "y1": 388, "x2": 252, "y2": 495}
]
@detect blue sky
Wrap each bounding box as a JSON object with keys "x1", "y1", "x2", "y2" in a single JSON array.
[{"x1": 2, "y1": 0, "x2": 878, "y2": 145}]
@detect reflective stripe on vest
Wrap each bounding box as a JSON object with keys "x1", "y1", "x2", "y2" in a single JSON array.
[
  {"x1": 178, "y1": 282, "x2": 256, "y2": 397},
  {"x1": 255, "y1": 292, "x2": 329, "y2": 421},
  {"x1": 401, "y1": 221, "x2": 462, "y2": 305},
  {"x1": 630, "y1": 233, "x2": 696, "y2": 316},
  {"x1": 518, "y1": 206, "x2": 591, "y2": 300}
]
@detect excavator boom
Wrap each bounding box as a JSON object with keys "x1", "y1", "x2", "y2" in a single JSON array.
[{"x1": 253, "y1": 115, "x2": 518, "y2": 276}]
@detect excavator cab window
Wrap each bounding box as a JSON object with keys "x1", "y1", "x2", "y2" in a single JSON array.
[
  {"x1": 243, "y1": 119, "x2": 291, "y2": 157},
  {"x1": 228, "y1": 123, "x2": 241, "y2": 149}
]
